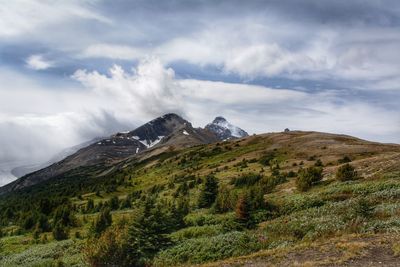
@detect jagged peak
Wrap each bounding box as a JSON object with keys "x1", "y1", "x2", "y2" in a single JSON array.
[
  {"x1": 212, "y1": 116, "x2": 227, "y2": 124},
  {"x1": 205, "y1": 116, "x2": 249, "y2": 140},
  {"x1": 161, "y1": 113, "x2": 184, "y2": 120}
]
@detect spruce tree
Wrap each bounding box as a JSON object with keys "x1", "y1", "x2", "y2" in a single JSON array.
[
  {"x1": 92, "y1": 207, "x2": 112, "y2": 237},
  {"x1": 198, "y1": 175, "x2": 219, "y2": 208},
  {"x1": 86, "y1": 199, "x2": 94, "y2": 213},
  {"x1": 126, "y1": 199, "x2": 171, "y2": 266}
]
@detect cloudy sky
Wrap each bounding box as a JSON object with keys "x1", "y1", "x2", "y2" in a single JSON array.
[{"x1": 0, "y1": 0, "x2": 400, "y2": 184}]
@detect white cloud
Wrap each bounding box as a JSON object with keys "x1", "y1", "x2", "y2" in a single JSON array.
[
  {"x1": 0, "y1": 58, "x2": 399, "y2": 185},
  {"x1": 71, "y1": 58, "x2": 400, "y2": 143},
  {"x1": 72, "y1": 57, "x2": 184, "y2": 119},
  {"x1": 179, "y1": 79, "x2": 306, "y2": 104},
  {"x1": 74, "y1": 20, "x2": 400, "y2": 91},
  {"x1": 25, "y1": 54, "x2": 54, "y2": 70},
  {"x1": 0, "y1": 0, "x2": 111, "y2": 37}
]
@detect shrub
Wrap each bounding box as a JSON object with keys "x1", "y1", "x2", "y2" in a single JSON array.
[
  {"x1": 235, "y1": 194, "x2": 252, "y2": 229},
  {"x1": 170, "y1": 225, "x2": 223, "y2": 241},
  {"x1": 308, "y1": 155, "x2": 316, "y2": 161},
  {"x1": 231, "y1": 173, "x2": 262, "y2": 187},
  {"x1": 314, "y1": 159, "x2": 323, "y2": 167},
  {"x1": 184, "y1": 212, "x2": 235, "y2": 227},
  {"x1": 338, "y1": 156, "x2": 352, "y2": 164},
  {"x1": 52, "y1": 222, "x2": 69, "y2": 241},
  {"x1": 353, "y1": 198, "x2": 375, "y2": 218},
  {"x1": 84, "y1": 223, "x2": 130, "y2": 267},
  {"x1": 213, "y1": 185, "x2": 237, "y2": 213},
  {"x1": 259, "y1": 174, "x2": 287, "y2": 193},
  {"x1": 74, "y1": 231, "x2": 81, "y2": 239},
  {"x1": 336, "y1": 164, "x2": 358, "y2": 181},
  {"x1": 258, "y1": 151, "x2": 275, "y2": 166},
  {"x1": 296, "y1": 167, "x2": 323, "y2": 192},
  {"x1": 154, "y1": 231, "x2": 261, "y2": 265}
]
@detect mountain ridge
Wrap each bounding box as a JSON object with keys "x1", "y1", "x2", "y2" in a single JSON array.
[{"x1": 0, "y1": 113, "x2": 245, "y2": 194}]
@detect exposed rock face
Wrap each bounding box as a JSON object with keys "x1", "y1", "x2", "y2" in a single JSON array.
[
  {"x1": 205, "y1": 116, "x2": 249, "y2": 140},
  {"x1": 0, "y1": 113, "x2": 224, "y2": 194}
]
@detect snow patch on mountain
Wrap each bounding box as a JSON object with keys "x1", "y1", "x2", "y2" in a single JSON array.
[
  {"x1": 136, "y1": 136, "x2": 164, "y2": 148},
  {"x1": 205, "y1": 116, "x2": 249, "y2": 140}
]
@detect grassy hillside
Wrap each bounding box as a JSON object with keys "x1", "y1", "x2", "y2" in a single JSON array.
[{"x1": 1, "y1": 131, "x2": 400, "y2": 266}]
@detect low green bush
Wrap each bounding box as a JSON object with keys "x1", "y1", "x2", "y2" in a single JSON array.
[
  {"x1": 170, "y1": 225, "x2": 223, "y2": 241},
  {"x1": 154, "y1": 231, "x2": 262, "y2": 265},
  {"x1": 336, "y1": 164, "x2": 358, "y2": 181},
  {"x1": 0, "y1": 240, "x2": 83, "y2": 267},
  {"x1": 184, "y1": 212, "x2": 235, "y2": 227},
  {"x1": 231, "y1": 173, "x2": 262, "y2": 187},
  {"x1": 296, "y1": 167, "x2": 323, "y2": 192}
]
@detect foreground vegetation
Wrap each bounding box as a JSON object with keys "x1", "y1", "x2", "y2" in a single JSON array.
[{"x1": 1, "y1": 131, "x2": 400, "y2": 266}]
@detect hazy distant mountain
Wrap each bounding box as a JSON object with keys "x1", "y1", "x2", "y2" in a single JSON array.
[{"x1": 11, "y1": 137, "x2": 104, "y2": 178}]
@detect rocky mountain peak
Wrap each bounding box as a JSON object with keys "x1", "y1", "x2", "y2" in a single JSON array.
[
  {"x1": 205, "y1": 116, "x2": 249, "y2": 140},
  {"x1": 212, "y1": 116, "x2": 227, "y2": 124}
]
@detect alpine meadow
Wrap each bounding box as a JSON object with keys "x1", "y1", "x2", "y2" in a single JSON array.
[{"x1": 1, "y1": 1, "x2": 400, "y2": 266}]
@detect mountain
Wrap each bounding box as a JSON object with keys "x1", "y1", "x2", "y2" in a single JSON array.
[
  {"x1": 205, "y1": 116, "x2": 249, "y2": 140},
  {"x1": 11, "y1": 137, "x2": 104, "y2": 178},
  {"x1": 1, "y1": 129, "x2": 400, "y2": 266},
  {"x1": 0, "y1": 113, "x2": 221, "y2": 194}
]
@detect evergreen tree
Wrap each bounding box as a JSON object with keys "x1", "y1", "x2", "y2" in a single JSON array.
[
  {"x1": 109, "y1": 196, "x2": 119, "y2": 210},
  {"x1": 86, "y1": 199, "x2": 94, "y2": 213},
  {"x1": 36, "y1": 213, "x2": 51, "y2": 232},
  {"x1": 38, "y1": 198, "x2": 52, "y2": 215},
  {"x1": 91, "y1": 207, "x2": 112, "y2": 237},
  {"x1": 120, "y1": 195, "x2": 132, "y2": 209},
  {"x1": 126, "y1": 199, "x2": 171, "y2": 266},
  {"x1": 52, "y1": 222, "x2": 69, "y2": 240},
  {"x1": 198, "y1": 175, "x2": 219, "y2": 208},
  {"x1": 53, "y1": 205, "x2": 76, "y2": 227},
  {"x1": 22, "y1": 212, "x2": 36, "y2": 230},
  {"x1": 169, "y1": 197, "x2": 189, "y2": 229}
]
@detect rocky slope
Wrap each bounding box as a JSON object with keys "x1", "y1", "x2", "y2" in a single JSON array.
[{"x1": 0, "y1": 113, "x2": 222, "y2": 194}]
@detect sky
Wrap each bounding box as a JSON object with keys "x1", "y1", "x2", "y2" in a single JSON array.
[{"x1": 0, "y1": 0, "x2": 400, "y2": 185}]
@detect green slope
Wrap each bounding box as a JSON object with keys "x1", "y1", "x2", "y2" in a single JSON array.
[{"x1": 1, "y1": 131, "x2": 400, "y2": 266}]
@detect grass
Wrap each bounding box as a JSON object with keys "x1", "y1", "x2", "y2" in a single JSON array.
[{"x1": 1, "y1": 131, "x2": 400, "y2": 266}]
